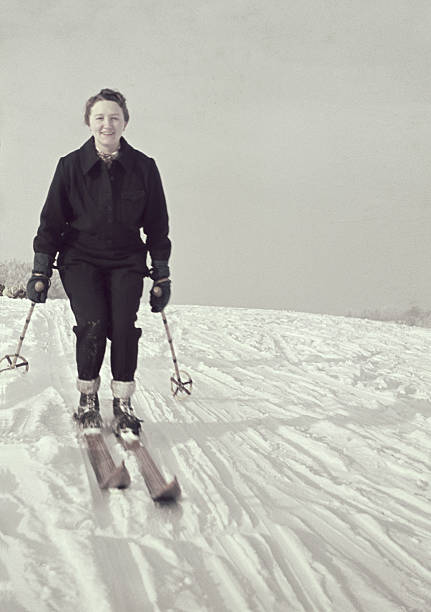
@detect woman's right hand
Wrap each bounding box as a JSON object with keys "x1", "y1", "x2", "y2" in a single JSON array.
[
  {"x1": 26, "y1": 274, "x2": 50, "y2": 303},
  {"x1": 27, "y1": 252, "x2": 54, "y2": 302}
]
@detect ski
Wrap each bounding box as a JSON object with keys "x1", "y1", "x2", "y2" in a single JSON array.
[
  {"x1": 82, "y1": 430, "x2": 131, "y2": 490},
  {"x1": 116, "y1": 431, "x2": 181, "y2": 501}
]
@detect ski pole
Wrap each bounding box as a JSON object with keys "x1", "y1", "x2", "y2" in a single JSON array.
[
  {"x1": 160, "y1": 309, "x2": 192, "y2": 396},
  {"x1": 0, "y1": 281, "x2": 44, "y2": 373}
]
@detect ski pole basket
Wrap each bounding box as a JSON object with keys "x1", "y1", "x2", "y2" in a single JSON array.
[
  {"x1": 160, "y1": 310, "x2": 192, "y2": 397},
  {"x1": 0, "y1": 302, "x2": 36, "y2": 373}
]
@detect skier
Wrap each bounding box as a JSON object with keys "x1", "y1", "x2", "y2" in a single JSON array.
[{"x1": 26, "y1": 88, "x2": 171, "y2": 436}]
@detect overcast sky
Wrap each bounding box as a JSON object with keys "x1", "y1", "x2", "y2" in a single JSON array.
[{"x1": 1, "y1": 1, "x2": 431, "y2": 315}]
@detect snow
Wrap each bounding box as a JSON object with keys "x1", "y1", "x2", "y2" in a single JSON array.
[{"x1": 0, "y1": 297, "x2": 430, "y2": 611}]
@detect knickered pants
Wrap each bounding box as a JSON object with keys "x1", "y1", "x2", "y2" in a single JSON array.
[{"x1": 59, "y1": 248, "x2": 148, "y2": 382}]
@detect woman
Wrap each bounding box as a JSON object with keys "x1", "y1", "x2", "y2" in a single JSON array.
[{"x1": 26, "y1": 88, "x2": 171, "y2": 436}]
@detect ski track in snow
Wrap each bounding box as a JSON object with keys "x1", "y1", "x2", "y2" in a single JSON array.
[{"x1": 0, "y1": 298, "x2": 430, "y2": 611}]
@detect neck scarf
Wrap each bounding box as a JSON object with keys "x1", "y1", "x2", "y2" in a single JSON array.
[{"x1": 96, "y1": 147, "x2": 120, "y2": 168}]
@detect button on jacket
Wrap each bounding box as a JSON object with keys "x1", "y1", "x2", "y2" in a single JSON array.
[{"x1": 33, "y1": 136, "x2": 171, "y2": 262}]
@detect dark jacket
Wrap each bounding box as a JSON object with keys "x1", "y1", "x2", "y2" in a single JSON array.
[{"x1": 33, "y1": 137, "x2": 171, "y2": 262}]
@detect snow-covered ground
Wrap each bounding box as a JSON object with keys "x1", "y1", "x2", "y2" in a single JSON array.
[{"x1": 0, "y1": 297, "x2": 430, "y2": 611}]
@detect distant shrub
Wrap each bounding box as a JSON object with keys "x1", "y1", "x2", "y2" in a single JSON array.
[
  {"x1": 5, "y1": 286, "x2": 26, "y2": 299},
  {"x1": 0, "y1": 259, "x2": 66, "y2": 299},
  {"x1": 351, "y1": 305, "x2": 431, "y2": 328},
  {"x1": 403, "y1": 305, "x2": 431, "y2": 327}
]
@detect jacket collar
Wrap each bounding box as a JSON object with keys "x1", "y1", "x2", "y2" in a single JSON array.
[{"x1": 80, "y1": 136, "x2": 135, "y2": 174}]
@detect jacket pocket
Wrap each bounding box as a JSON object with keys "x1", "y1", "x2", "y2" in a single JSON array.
[{"x1": 120, "y1": 190, "x2": 146, "y2": 226}]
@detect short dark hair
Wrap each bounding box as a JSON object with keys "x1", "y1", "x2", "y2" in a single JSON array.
[{"x1": 84, "y1": 88, "x2": 129, "y2": 125}]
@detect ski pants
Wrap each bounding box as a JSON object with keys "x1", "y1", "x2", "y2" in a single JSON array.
[{"x1": 59, "y1": 248, "x2": 148, "y2": 382}]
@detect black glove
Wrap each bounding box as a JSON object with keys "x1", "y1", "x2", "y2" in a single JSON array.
[
  {"x1": 26, "y1": 274, "x2": 51, "y2": 303},
  {"x1": 149, "y1": 260, "x2": 171, "y2": 313},
  {"x1": 26, "y1": 253, "x2": 54, "y2": 303}
]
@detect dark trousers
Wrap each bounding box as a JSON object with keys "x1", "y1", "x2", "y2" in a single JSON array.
[{"x1": 59, "y1": 248, "x2": 147, "y2": 381}]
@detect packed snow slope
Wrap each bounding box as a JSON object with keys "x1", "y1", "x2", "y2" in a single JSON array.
[{"x1": 0, "y1": 298, "x2": 430, "y2": 612}]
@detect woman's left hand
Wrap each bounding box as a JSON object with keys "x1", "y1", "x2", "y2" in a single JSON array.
[{"x1": 150, "y1": 279, "x2": 171, "y2": 312}]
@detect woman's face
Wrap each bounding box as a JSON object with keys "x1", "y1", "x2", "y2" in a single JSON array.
[{"x1": 89, "y1": 99, "x2": 127, "y2": 152}]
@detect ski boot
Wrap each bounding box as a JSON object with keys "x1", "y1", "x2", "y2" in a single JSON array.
[
  {"x1": 112, "y1": 397, "x2": 142, "y2": 436},
  {"x1": 74, "y1": 377, "x2": 102, "y2": 428},
  {"x1": 111, "y1": 380, "x2": 142, "y2": 437},
  {"x1": 74, "y1": 392, "x2": 102, "y2": 428}
]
